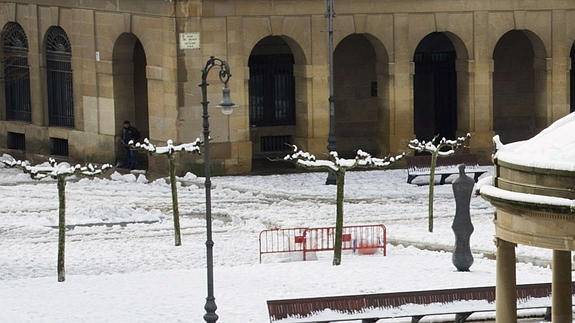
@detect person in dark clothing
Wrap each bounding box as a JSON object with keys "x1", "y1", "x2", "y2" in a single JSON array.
[{"x1": 121, "y1": 120, "x2": 140, "y2": 169}]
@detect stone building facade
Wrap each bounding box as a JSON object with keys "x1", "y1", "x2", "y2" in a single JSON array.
[{"x1": 1, "y1": 0, "x2": 575, "y2": 174}]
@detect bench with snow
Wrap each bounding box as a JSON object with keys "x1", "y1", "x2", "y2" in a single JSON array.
[
  {"x1": 406, "y1": 154, "x2": 486, "y2": 185},
  {"x1": 266, "y1": 282, "x2": 574, "y2": 323}
]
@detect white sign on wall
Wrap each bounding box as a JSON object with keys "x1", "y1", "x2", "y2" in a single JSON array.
[{"x1": 179, "y1": 32, "x2": 200, "y2": 50}]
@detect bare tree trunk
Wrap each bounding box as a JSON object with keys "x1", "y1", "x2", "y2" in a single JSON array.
[
  {"x1": 428, "y1": 152, "x2": 437, "y2": 233},
  {"x1": 333, "y1": 170, "x2": 345, "y2": 266},
  {"x1": 57, "y1": 176, "x2": 66, "y2": 282},
  {"x1": 169, "y1": 156, "x2": 182, "y2": 246}
]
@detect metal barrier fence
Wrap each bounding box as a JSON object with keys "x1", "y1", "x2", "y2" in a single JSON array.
[{"x1": 259, "y1": 224, "x2": 387, "y2": 263}]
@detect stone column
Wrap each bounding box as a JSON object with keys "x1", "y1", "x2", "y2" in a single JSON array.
[
  {"x1": 496, "y1": 238, "x2": 517, "y2": 323},
  {"x1": 552, "y1": 250, "x2": 572, "y2": 323}
]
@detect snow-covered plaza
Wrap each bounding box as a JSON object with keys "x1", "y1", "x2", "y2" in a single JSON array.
[{"x1": 0, "y1": 163, "x2": 557, "y2": 322}]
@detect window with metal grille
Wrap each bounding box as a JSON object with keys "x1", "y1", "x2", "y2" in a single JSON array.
[
  {"x1": 45, "y1": 26, "x2": 74, "y2": 127},
  {"x1": 2, "y1": 22, "x2": 31, "y2": 122},
  {"x1": 249, "y1": 54, "x2": 295, "y2": 127},
  {"x1": 7, "y1": 132, "x2": 25, "y2": 150},
  {"x1": 50, "y1": 137, "x2": 68, "y2": 156},
  {"x1": 260, "y1": 135, "x2": 292, "y2": 152}
]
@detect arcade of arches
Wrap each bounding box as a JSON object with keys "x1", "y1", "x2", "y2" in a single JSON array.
[{"x1": 1, "y1": 1, "x2": 575, "y2": 175}]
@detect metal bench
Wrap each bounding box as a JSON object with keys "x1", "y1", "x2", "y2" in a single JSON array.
[
  {"x1": 267, "y1": 282, "x2": 575, "y2": 322},
  {"x1": 406, "y1": 153, "x2": 487, "y2": 185}
]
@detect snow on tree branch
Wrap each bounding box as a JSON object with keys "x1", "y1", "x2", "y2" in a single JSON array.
[
  {"x1": 408, "y1": 133, "x2": 471, "y2": 157},
  {"x1": 284, "y1": 145, "x2": 405, "y2": 172},
  {"x1": 0, "y1": 157, "x2": 112, "y2": 180},
  {"x1": 129, "y1": 138, "x2": 202, "y2": 156}
]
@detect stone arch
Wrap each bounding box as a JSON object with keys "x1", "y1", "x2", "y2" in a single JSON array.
[
  {"x1": 1, "y1": 21, "x2": 31, "y2": 122},
  {"x1": 112, "y1": 32, "x2": 149, "y2": 168},
  {"x1": 334, "y1": 33, "x2": 390, "y2": 157},
  {"x1": 247, "y1": 35, "x2": 309, "y2": 168},
  {"x1": 492, "y1": 29, "x2": 549, "y2": 143},
  {"x1": 412, "y1": 32, "x2": 472, "y2": 141}
]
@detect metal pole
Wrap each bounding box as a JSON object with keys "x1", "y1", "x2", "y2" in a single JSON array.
[
  {"x1": 198, "y1": 55, "x2": 234, "y2": 323},
  {"x1": 200, "y1": 58, "x2": 217, "y2": 323},
  {"x1": 325, "y1": 0, "x2": 337, "y2": 185}
]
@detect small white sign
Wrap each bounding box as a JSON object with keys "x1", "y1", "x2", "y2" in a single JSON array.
[
  {"x1": 95, "y1": 51, "x2": 100, "y2": 61},
  {"x1": 179, "y1": 32, "x2": 200, "y2": 50}
]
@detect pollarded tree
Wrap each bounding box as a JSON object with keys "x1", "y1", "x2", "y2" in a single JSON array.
[
  {"x1": 0, "y1": 157, "x2": 112, "y2": 282},
  {"x1": 284, "y1": 146, "x2": 405, "y2": 266},
  {"x1": 130, "y1": 138, "x2": 201, "y2": 246},
  {"x1": 408, "y1": 133, "x2": 471, "y2": 233}
]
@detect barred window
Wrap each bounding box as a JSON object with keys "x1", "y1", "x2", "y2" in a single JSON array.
[
  {"x1": 2, "y1": 22, "x2": 31, "y2": 122},
  {"x1": 248, "y1": 54, "x2": 295, "y2": 127},
  {"x1": 45, "y1": 26, "x2": 74, "y2": 127}
]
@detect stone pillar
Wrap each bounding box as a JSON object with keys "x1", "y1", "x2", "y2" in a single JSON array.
[
  {"x1": 470, "y1": 11, "x2": 495, "y2": 163},
  {"x1": 495, "y1": 238, "x2": 517, "y2": 323},
  {"x1": 388, "y1": 13, "x2": 415, "y2": 154},
  {"x1": 552, "y1": 250, "x2": 572, "y2": 323}
]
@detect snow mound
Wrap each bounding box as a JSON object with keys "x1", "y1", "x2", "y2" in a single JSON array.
[
  {"x1": 136, "y1": 174, "x2": 148, "y2": 184},
  {"x1": 110, "y1": 171, "x2": 137, "y2": 183},
  {"x1": 496, "y1": 112, "x2": 575, "y2": 171},
  {"x1": 63, "y1": 205, "x2": 165, "y2": 226}
]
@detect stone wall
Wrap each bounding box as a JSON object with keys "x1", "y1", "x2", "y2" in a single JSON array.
[{"x1": 1, "y1": 0, "x2": 575, "y2": 173}]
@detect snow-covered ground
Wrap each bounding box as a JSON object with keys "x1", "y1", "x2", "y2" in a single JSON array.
[{"x1": 0, "y1": 165, "x2": 559, "y2": 322}]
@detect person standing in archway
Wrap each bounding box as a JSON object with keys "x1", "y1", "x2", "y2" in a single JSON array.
[{"x1": 121, "y1": 120, "x2": 140, "y2": 169}]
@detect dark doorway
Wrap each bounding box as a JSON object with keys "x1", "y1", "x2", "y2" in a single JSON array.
[
  {"x1": 248, "y1": 36, "x2": 297, "y2": 170},
  {"x1": 493, "y1": 30, "x2": 546, "y2": 143},
  {"x1": 113, "y1": 33, "x2": 149, "y2": 169},
  {"x1": 413, "y1": 33, "x2": 457, "y2": 142},
  {"x1": 334, "y1": 34, "x2": 380, "y2": 157}
]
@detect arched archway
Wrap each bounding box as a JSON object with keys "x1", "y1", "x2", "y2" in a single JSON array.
[
  {"x1": 334, "y1": 34, "x2": 388, "y2": 157},
  {"x1": 1, "y1": 22, "x2": 31, "y2": 122},
  {"x1": 493, "y1": 30, "x2": 548, "y2": 143},
  {"x1": 248, "y1": 35, "x2": 308, "y2": 168},
  {"x1": 413, "y1": 32, "x2": 459, "y2": 141},
  {"x1": 113, "y1": 33, "x2": 149, "y2": 168}
]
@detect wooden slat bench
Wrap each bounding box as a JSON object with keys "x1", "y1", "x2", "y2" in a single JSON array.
[
  {"x1": 267, "y1": 282, "x2": 575, "y2": 322},
  {"x1": 406, "y1": 154, "x2": 487, "y2": 185}
]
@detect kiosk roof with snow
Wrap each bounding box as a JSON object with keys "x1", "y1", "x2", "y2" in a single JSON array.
[{"x1": 478, "y1": 113, "x2": 575, "y2": 321}]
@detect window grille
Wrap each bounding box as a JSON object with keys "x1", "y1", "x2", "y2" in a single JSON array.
[
  {"x1": 260, "y1": 135, "x2": 292, "y2": 152},
  {"x1": 50, "y1": 137, "x2": 69, "y2": 156},
  {"x1": 2, "y1": 22, "x2": 31, "y2": 122},
  {"x1": 7, "y1": 132, "x2": 25, "y2": 150},
  {"x1": 45, "y1": 26, "x2": 74, "y2": 127},
  {"x1": 249, "y1": 54, "x2": 295, "y2": 127}
]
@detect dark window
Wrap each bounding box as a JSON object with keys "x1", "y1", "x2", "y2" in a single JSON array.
[
  {"x1": 45, "y1": 26, "x2": 74, "y2": 127},
  {"x1": 50, "y1": 137, "x2": 68, "y2": 156},
  {"x1": 370, "y1": 81, "x2": 378, "y2": 97},
  {"x1": 249, "y1": 54, "x2": 295, "y2": 127},
  {"x1": 2, "y1": 22, "x2": 31, "y2": 122},
  {"x1": 260, "y1": 135, "x2": 292, "y2": 152},
  {"x1": 7, "y1": 132, "x2": 25, "y2": 150}
]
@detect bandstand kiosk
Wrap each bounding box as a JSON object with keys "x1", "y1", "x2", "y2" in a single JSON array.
[{"x1": 479, "y1": 114, "x2": 575, "y2": 323}]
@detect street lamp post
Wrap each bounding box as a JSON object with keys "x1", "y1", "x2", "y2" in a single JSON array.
[
  {"x1": 199, "y1": 56, "x2": 237, "y2": 323},
  {"x1": 325, "y1": 0, "x2": 337, "y2": 185}
]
